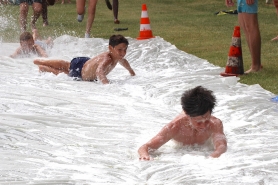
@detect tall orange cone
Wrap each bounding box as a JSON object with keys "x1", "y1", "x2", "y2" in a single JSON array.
[
  {"x1": 220, "y1": 26, "x2": 244, "y2": 76},
  {"x1": 137, "y1": 4, "x2": 155, "y2": 40}
]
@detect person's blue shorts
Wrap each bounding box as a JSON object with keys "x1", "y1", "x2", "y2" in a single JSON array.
[
  {"x1": 69, "y1": 57, "x2": 90, "y2": 79},
  {"x1": 20, "y1": 0, "x2": 42, "y2": 4},
  {"x1": 237, "y1": 0, "x2": 258, "y2": 13}
]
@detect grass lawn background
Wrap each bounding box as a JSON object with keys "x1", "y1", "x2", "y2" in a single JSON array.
[{"x1": 1, "y1": 0, "x2": 278, "y2": 94}]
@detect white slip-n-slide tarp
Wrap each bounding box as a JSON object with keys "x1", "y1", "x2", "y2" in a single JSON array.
[{"x1": 0, "y1": 35, "x2": 278, "y2": 184}]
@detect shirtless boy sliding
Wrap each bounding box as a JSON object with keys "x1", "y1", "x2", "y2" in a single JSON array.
[
  {"x1": 138, "y1": 86, "x2": 227, "y2": 160},
  {"x1": 33, "y1": 35, "x2": 135, "y2": 84},
  {"x1": 10, "y1": 31, "x2": 48, "y2": 58}
]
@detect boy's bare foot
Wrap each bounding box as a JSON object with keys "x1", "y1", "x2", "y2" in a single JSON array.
[
  {"x1": 244, "y1": 65, "x2": 263, "y2": 74},
  {"x1": 271, "y1": 35, "x2": 278, "y2": 41},
  {"x1": 32, "y1": 28, "x2": 38, "y2": 34},
  {"x1": 32, "y1": 29, "x2": 39, "y2": 40},
  {"x1": 46, "y1": 37, "x2": 54, "y2": 48}
]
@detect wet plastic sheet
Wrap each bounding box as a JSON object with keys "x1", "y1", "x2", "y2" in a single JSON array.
[{"x1": 0, "y1": 35, "x2": 278, "y2": 184}]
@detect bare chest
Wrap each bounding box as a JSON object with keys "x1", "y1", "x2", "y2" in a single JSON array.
[
  {"x1": 173, "y1": 127, "x2": 212, "y2": 145},
  {"x1": 105, "y1": 62, "x2": 117, "y2": 75}
]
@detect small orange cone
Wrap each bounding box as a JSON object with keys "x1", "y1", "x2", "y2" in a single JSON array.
[
  {"x1": 137, "y1": 4, "x2": 155, "y2": 40},
  {"x1": 220, "y1": 26, "x2": 244, "y2": 76}
]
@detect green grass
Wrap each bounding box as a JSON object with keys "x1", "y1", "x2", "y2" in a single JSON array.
[{"x1": 1, "y1": 0, "x2": 278, "y2": 94}]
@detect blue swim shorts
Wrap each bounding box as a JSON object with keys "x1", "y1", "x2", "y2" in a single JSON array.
[
  {"x1": 69, "y1": 57, "x2": 90, "y2": 79},
  {"x1": 237, "y1": 0, "x2": 258, "y2": 13},
  {"x1": 19, "y1": 0, "x2": 42, "y2": 4}
]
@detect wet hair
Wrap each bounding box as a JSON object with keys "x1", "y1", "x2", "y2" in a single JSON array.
[
  {"x1": 181, "y1": 86, "x2": 216, "y2": 117},
  {"x1": 19, "y1": 32, "x2": 33, "y2": 42},
  {"x1": 109, "y1": 35, "x2": 129, "y2": 47}
]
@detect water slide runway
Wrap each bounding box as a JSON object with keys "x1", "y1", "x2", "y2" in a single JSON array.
[{"x1": 0, "y1": 35, "x2": 278, "y2": 184}]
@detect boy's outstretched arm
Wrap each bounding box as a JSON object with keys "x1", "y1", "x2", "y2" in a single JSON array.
[
  {"x1": 119, "y1": 59, "x2": 136, "y2": 76},
  {"x1": 138, "y1": 124, "x2": 175, "y2": 160},
  {"x1": 210, "y1": 119, "x2": 227, "y2": 158},
  {"x1": 10, "y1": 47, "x2": 22, "y2": 58},
  {"x1": 138, "y1": 135, "x2": 168, "y2": 160},
  {"x1": 95, "y1": 59, "x2": 111, "y2": 84}
]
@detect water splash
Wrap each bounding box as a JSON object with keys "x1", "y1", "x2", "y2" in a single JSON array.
[{"x1": 0, "y1": 35, "x2": 277, "y2": 184}]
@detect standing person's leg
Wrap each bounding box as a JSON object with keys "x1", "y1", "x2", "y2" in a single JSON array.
[
  {"x1": 41, "y1": 0, "x2": 48, "y2": 26},
  {"x1": 85, "y1": 0, "x2": 97, "y2": 38},
  {"x1": 76, "y1": 0, "x2": 86, "y2": 22},
  {"x1": 274, "y1": 0, "x2": 278, "y2": 14},
  {"x1": 19, "y1": 1, "x2": 29, "y2": 32},
  {"x1": 104, "y1": 0, "x2": 112, "y2": 9},
  {"x1": 271, "y1": 0, "x2": 278, "y2": 41},
  {"x1": 113, "y1": 0, "x2": 119, "y2": 24},
  {"x1": 237, "y1": 0, "x2": 261, "y2": 73},
  {"x1": 31, "y1": 1, "x2": 42, "y2": 30},
  {"x1": 239, "y1": 13, "x2": 261, "y2": 73}
]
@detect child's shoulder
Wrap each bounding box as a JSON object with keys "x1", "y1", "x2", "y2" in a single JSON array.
[
  {"x1": 209, "y1": 116, "x2": 224, "y2": 130},
  {"x1": 89, "y1": 52, "x2": 111, "y2": 63},
  {"x1": 101, "y1": 52, "x2": 115, "y2": 62},
  {"x1": 170, "y1": 114, "x2": 188, "y2": 127},
  {"x1": 95, "y1": 51, "x2": 109, "y2": 58},
  {"x1": 211, "y1": 116, "x2": 222, "y2": 124}
]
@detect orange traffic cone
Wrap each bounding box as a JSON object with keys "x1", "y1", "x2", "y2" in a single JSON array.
[
  {"x1": 137, "y1": 4, "x2": 155, "y2": 40},
  {"x1": 220, "y1": 26, "x2": 244, "y2": 76}
]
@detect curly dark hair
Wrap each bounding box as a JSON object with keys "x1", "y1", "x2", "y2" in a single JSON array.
[
  {"x1": 109, "y1": 35, "x2": 129, "y2": 47},
  {"x1": 181, "y1": 86, "x2": 216, "y2": 117}
]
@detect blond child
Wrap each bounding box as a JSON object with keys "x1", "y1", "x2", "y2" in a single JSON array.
[{"x1": 10, "y1": 31, "x2": 48, "y2": 58}]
